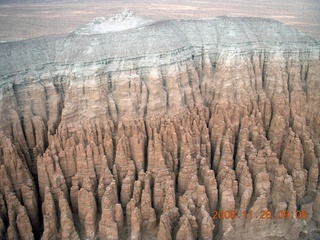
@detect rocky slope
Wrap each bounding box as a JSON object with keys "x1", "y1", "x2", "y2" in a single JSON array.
[{"x1": 0, "y1": 11, "x2": 319, "y2": 239}]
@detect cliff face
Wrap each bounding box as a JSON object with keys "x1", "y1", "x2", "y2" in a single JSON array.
[{"x1": 0, "y1": 12, "x2": 320, "y2": 239}]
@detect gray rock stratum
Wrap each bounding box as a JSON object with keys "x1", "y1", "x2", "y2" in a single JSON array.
[{"x1": 0, "y1": 10, "x2": 320, "y2": 239}]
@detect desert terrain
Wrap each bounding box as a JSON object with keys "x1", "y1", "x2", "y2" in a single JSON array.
[
  {"x1": 0, "y1": 0, "x2": 319, "y2": 41},
  {"x1": 0, "y1": 1, "x2": 319, "y2": 240}
]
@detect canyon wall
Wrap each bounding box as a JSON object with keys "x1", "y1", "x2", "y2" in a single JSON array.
[{"x1": 0, "y1": 15, "x2": 320, "y2": 239}]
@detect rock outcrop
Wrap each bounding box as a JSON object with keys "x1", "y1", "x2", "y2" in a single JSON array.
[{"x1": 0, "y1": 11, "x2": 319, "y2": 240}]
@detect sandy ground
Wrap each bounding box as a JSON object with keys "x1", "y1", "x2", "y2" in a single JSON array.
[{"x1": 0, "y1": 0, "x2": 319, "y2": 41}]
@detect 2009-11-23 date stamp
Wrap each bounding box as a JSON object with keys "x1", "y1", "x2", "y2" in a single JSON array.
[{"x1": 212, "y1": 210, "x2": 308, "y2": 220}]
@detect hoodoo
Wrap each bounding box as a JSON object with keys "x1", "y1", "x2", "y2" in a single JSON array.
[{"x1": 0, "y1": 11, "x2": 319, "y2": 239}]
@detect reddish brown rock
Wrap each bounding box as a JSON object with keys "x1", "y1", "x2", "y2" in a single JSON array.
[
  {"x1": 78, "y1": 187, "x2": 97, "y2": 238},
  {"x1": 0, "y1": 16, "x2": 319, "y2": 240},
  {"x1": 130, "y1": 207, "x2": 142, "y2": 240},
  {"x1": 176, "y1": 215, "x2": 194, "y2": 240},
  {"x1": 98, "y1": 192, "x2": 119, "y2": 240},
  {"x1": 120, "y1": 170, "x2": 134, "y2": 207},
  {"x1": 58, "y1": 192, "x2": 79, "y2": 240},
  {"x1": 41, "y1": 187, "x2": 58, "y2": 240}
]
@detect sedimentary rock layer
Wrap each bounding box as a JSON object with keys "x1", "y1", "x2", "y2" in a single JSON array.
[{"x1": 0, "y1": 13, "x2": 319, "y2": 239}]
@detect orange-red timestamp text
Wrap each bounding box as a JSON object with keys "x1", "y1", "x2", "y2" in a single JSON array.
[{"x1": 212, "y1": 210, "x2": 308, "y2": 220}]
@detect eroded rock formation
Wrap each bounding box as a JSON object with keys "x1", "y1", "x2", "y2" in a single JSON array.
[{"x1": 0, "y1": 11, "x2": 319, "y2": 240}]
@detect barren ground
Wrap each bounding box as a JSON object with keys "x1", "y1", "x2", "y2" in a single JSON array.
[{"x1": 0, "y1": 0, "x2": 319, "y2": 41}]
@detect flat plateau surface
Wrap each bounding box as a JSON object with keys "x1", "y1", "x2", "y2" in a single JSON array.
[{"x1": 0, "y1": 0, "x2": 319, "y2": 41}]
